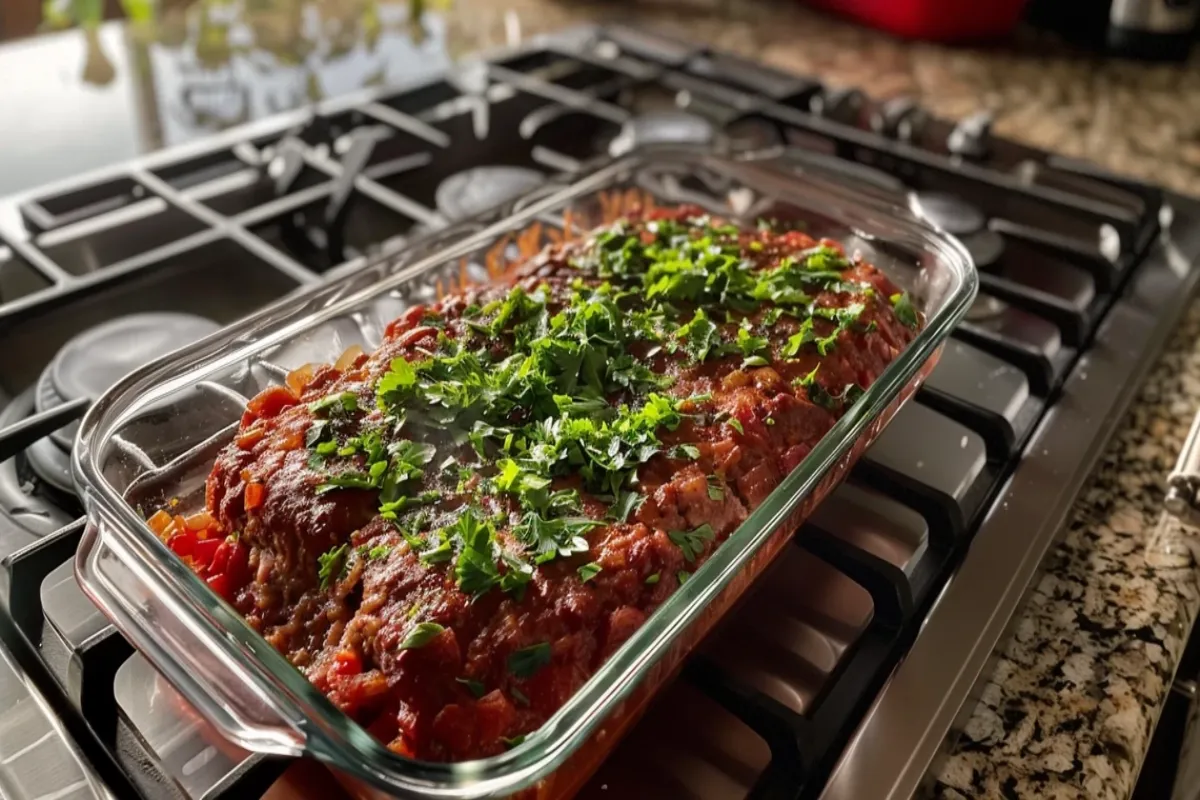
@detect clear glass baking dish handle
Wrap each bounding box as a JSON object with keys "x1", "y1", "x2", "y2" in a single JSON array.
[{"x1": 77, "y1": 507, "x2": 308, "y2": 757}]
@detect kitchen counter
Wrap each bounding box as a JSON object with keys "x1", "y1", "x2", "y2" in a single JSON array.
[{"x1": 6, "y1": 2, "x2": 1200, "y2": 798}]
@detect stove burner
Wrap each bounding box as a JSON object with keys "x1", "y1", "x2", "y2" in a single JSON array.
[
  {"x1": 910, "y1": 192, "x2": 986, "y2": 236},
  {"x1": 0, "y1": 389, "x2": 74, "y2": 540},
  {"x1": 959, "y1": 229, "x2": 1005, "y2": 270},
  {"x1": 434, "y1": 166, "x2": 546, "y2": 223},
  {"x1": 608, "y1": 111, "x2": 717, "y2": 157},
  {"x1": 28, "y1": 313, "x2": 220, "y2": 490}
]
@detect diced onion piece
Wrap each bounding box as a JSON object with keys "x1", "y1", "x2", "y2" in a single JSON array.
[
  {"x1": 335, "y1": 345, "x2": 365, "y2": 372},
  {"x1": 285, "y1": 364, "x2": 316, "y2": 397},
  {"x1": 184, "y1": 511, "x2": 215, "y2": 531},
  {"x1": 147, "y1": 510, "x2": 173, "y2": 536}
]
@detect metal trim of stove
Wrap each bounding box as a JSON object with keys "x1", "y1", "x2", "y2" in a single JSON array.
[{"x1": 824, "y1": 198, "x2": 1200, "y2": 800}]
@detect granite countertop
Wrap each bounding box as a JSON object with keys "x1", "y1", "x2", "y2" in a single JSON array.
[{"x1": 467, "y1": 2, "x2": 1200, "y2": 798}]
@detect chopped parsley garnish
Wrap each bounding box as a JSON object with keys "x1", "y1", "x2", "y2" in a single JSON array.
[
  {"x1": 513, "y1": 513, "x2": 599, "y2": 564},
  {"x1": 577, "y1": 562, "x2": 602, "y2": 583},
  {"x1": 793, "y1": 365, "x2": 864, "y2": 411},
  {"x1": 668, "y1": 523, "x2": 716, "y2": 563},
  {"x1": 645, "y1": 572, "x2": 661, "y2": 585},
  {"x1": 364, "y1": 544, "x2": 391, "y2": 561},
  {"x1": 677, "y1": 570, "x2": 690, "y2": 585},
  {"x1": 309, "y1": 391, "x2": 358, "y2": 416},
  {"x1": 456, "y1": 677, "x2": 486, "y2": 698},
  {"x1": 290, "y1": 212, "x2": 899, "y2": 606},
  {"x1": 676, "y1": 309, "x2": 720, "y2": 363},
  {"x1": 707, "y1": 475, "x2": 724, "y2": 501},
  {"x1": 450, "y1": 510, "x2": 504, "y2": 597},
  {"x1": 508, "y1": 642, "x2": 552, "y2": 679},
  {"x1": 501, "y1": 734, "x2": 527, "y2": 748},
  {"x1": 317, "y1": 544, "x2": 349, "y2": 590},
  {"x1": 890, "y1": 291, "x2": 919, "y2": 329},
  {"x1": 399, "y1": 622, "x2": 445, "y2": 650},
  {"x1": 609, "y1": 490, "x2": 645, "y2": 522},
  {"x1": 732, "y1": 325, "x2": 771, "y2": 367}
]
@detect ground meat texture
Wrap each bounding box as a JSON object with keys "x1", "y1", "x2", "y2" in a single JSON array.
[{"x1": 192, "y1": 206, "x2": 921, "y2": 762}]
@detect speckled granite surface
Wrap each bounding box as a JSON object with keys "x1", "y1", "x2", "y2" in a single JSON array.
[
  {"x1": 933, "y1": 305, "x2": 1200, "y2": 800},
  {"x1": 454, "y1": 0, "x2": 1200, "y2": 195},
  {"x1": 453, "y1": 3, "x2": 1200, "y2": 798}
]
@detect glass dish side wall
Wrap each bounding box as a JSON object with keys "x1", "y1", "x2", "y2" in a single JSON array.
[{"x1": 73, "y1": 150, "x2": 977, "y2": 799}]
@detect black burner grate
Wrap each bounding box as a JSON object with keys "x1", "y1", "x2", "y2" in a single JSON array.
[{"x1": 0, "y1": 23, "x2": 1182, "y2": 800}]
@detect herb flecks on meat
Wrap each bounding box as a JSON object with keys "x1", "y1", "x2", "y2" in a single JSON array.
[{"x1": 181, "y1": 205, "x2": 922, "y2": 762}]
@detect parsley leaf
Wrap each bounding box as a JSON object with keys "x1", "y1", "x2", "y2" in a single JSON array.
[
  {"x1": 890, "y1": 292, "x2": 919, "y2": 329},
  {"x1": 609, "y1": 490, "x2": 645, "y2": 522},
  {"x1": 376, "y1": 358, "x2": 418, "y2": 407},
  {"x1": 451, "y1": 510, "x2": 501, "y2": 596},
  {"x1": 365, "y1": 544, "x2": 391, "y2": 560},
  {"x1": 456, "y1": 677, "x2": 486, "y2": 698},
  {"x1": 508, "y1": 642, "x2": 552, "y2": 679},
  {"x1": 399, "y1": 622, "x2": 445, "y2": 650},
  {"x1": 513, "y1": 513, "x2": 599, "y2": 564},
  {"x1": 309, "y1": 391, "x2": 358, "y2": 416},
  {"x1": 676, "y1": 309, "x2": 720, "y2": 363},
  {"x1": 317, "y1": 544, "x2": 349, "y2": 590},
  {"x1": 707, "y1": 475, "x2": 724, "y2": 501},
  {"x1": 577, "y1": 562, "x2": 602, "y2": 583},
  {"x1": 645, "y1": 572, "x2": 661, "y2": 585},
  {"x1": 732, "y1": 326, "x2": 770, "y2": 367},
  {"x1": 668, "y1": 523, "x2": 716, "y2": 563}
]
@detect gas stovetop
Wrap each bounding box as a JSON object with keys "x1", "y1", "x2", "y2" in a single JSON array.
[{"x1": 0, "y1": 23, "x2": 1197, "y2": 800}]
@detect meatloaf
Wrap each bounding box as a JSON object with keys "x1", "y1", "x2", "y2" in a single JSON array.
[{"x1": 148, "y1": 204, "x2": 922, "y2": 762}]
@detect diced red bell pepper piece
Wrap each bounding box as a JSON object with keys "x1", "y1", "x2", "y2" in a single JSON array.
[
  {"x1": 167, "y1": 533, "x2": 195, "y2": 558},
  {"x1": 397, "y1": 326, "x2": 438, "y2": 348},
  {"x1": 244, "y1": 483, "x2": 265, "y2": 510},
  {"x1": 224, "y1": 540, "x2": 250, "y2": 588},
  {"x1": 192, "y1": 537, "x2": 220, "y2": 569},
  {"x1": 475, "y1": 690, "x2": 517, "y2": 745},
  {"x1": 205, "y1": 572, "x2": 231, "y2": 600},
  {"x1": 385, "y1": 305, "x2": 428, "y2": 339},
  {"x1": 333, "y1": 650, "x2": 363, "y2": 677},
  {"x1": 208, "y1": 541, "x2": 232, "y2": 576},
  {"x1": 241, "y1": 385, "x2": 297, "y2": 426}
]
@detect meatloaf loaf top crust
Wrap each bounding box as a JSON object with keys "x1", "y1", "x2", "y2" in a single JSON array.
[{"x1": 149, "y1": 205, "x2": 921, "y2": 762}]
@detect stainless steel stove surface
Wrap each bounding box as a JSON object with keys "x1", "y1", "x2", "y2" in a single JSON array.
[{"x1": 0, "y1": 23, "x2": 1197, "y2": 800}]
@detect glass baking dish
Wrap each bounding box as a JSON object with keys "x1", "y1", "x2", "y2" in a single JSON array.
[{"x1": 72, "y1": 148, "x2": 976, "y2": 799}]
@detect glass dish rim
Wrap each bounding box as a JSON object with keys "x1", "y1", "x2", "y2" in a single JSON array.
[{"x1": 72, "y1": 148, "x2": 978, "y2": 798}]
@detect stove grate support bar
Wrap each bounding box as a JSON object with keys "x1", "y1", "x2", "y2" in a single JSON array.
[
  {"x1": 130, "y1": 170, "x2": 321, "y2": 288},
  {"x1": 676, "y1": 521, "x2": 944, "y2": 800},
  {"x1": 0, "y1": 518, "x2": 86, "y2": 639},
  {"x1": 0, "y1": 398, "x2": 88, "y2": 464},
  {"x1": 759, "y1": 102, "x2": 1154, "y2": 238},
  {"x1": 1, "y1": 230, "x2": 77, "y2": 285},
  {"x1": 113, "y1": 703, "x2": 288, "y2": 800}
]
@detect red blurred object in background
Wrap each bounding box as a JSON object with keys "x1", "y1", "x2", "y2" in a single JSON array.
[{"x1": 803, "y1": 0, "x2": 1028, "y2": 42}]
